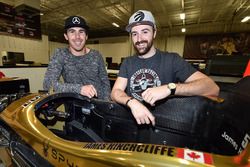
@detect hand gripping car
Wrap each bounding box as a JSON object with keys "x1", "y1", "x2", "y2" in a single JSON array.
[{"x1": 0, "y1": 77, "x2": 250, "y2": 167}]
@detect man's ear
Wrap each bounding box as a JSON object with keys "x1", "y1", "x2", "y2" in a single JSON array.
[
  {"x1": 64, "y1": 33, "x2": 68, "y2": 41},
  {"x1": 153, "y1": 28, "x2": 157, "y2": 39}
]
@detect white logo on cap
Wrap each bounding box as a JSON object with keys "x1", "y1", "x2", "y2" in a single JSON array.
[
  {"x1": 134, "y1": 11, "x2": 145, "y2": 22},
  {"x1": 72, "y1": 17, "x2": 81, "y2": 24}
]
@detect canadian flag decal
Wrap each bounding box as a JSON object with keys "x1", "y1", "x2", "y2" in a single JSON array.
[{"x1": 177, "y1": 148, "x2": 213, "y2": 165}]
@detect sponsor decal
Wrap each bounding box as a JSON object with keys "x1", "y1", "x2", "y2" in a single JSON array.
[
  {"x1": 83, "y1": 143, "x2": 174, "y2": 157},
  {"x1": 177, "y1": 148, "x2": 213, "y2": 165},
  {"x1": 51, "y1": 148, "x2": 79, "y2": 167},
  {"x1": 238, "y1": 133, "x2": 250, "y2": 154},
  {"x1": 72, "y1": 17, "x2": 81, "y2": 24},
  {"x1": 134, "y1": 11, "x2": 145, "y2": 22},
  {"x1": 221, "y1": 131, "x2": 238, "y2": 150},
  {"x1": 221, "y1": 131, "x2": 250, "y2": 154}
]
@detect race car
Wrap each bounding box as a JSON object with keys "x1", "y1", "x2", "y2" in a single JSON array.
[{"x1": 0, "y1": 76, "x2": 249, "y2": 167}]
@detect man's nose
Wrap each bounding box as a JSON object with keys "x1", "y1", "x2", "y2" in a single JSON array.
[
  {"x1": 75, "y1": 32, "x2": 80, "y2": 38},
  {"x1": 136, "y1": 33, "x2": 142, "y2": 42}
]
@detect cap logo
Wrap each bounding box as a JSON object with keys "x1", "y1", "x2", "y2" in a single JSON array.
[
  {"x1": 134, "y1": 11, "x2": 145, "y2": 22},
  {"x1": 72, "y1": 17, "x2": 81, "y2": 24}
]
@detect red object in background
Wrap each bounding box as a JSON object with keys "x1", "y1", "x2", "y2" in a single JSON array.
[
  {"x1": 0, "y1": 71, "x2": 5, "y2": 78},
  {"x1": 243, "y1": 60, "x2": 250, "y2": 77}
]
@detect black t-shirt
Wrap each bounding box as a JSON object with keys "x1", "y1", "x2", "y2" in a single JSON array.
[{"x1": 119, "y1": 49, "x2": 196, "y2": 101}]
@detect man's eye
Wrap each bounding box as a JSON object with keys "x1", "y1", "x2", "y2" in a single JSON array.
[{"x1": 131, "y1": 33, "x2": 137, "y2": 36}]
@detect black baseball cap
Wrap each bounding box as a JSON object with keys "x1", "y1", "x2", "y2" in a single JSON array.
[{"x1": 64, "y1": 16, "x2": 89, "y2": 32}]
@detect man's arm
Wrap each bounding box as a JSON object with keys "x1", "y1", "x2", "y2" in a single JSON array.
[
  {"x1": 176, "y1": 71, "x2": 219, "y2": 96},
  {"x1": 142, "y1": 71, "x2": 219, "y2": 106},
  {"x1": 111, "y1": 77, "x2": 132, "y2": 105},
  {"x1": 97, "y1": 53, "x2": 111, "y2": 100},
  {"x1": 111, "y1": 77, "x2": 155, "y2": 125},
  {"x1": 43, "y1": 50, "x2": 82, "y2": 93},
  {"x1": 43, "y1": 52, "x2": 64, "y2": 91}
]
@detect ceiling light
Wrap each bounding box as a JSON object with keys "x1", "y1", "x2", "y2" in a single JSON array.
[
  {"x1": 181, "y1": 28, "x2": 186, "y2": 32},
  {"x1": 40, "y1": 13, "x2": 44, "y2": 16},
  {"x1": 241, "y1": 16, "x2": 250, "y2": 22},
  {"x1": 180, "y1": 13, "x2": 185, "y2": 20},
  {"x1": 112, "y1": 22, "x2": 120, "y2": 27}
]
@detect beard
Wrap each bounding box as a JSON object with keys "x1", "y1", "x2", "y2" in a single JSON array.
[{"x1": 134, "y1": 39, "x2": 153, "y2": 56}]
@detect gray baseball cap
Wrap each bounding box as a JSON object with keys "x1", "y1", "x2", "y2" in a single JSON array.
[{"x1": 126, "y1": 10, "x2": 156, "y2": 32}]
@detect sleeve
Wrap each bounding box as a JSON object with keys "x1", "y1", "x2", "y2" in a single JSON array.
[
  {"x1": 43, "y1": 48, "x2": 62, "y2": 91},
  {"x1": 118, "y1": 58, "x2": 129, "y2": 78},
  {"x1": 172, "y1": 53, "x2": 197, "y2": 82},
  {"x1": 97, "y1": 52, "x2": 111, "y2": 100},
  {"x1": 43, "y1": 49, "x2": 82, "y2": 93}
]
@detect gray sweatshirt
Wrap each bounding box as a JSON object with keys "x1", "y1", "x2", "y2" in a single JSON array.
[{"x1": 43, "y1": 48, "x2": 111, "y2": 100}]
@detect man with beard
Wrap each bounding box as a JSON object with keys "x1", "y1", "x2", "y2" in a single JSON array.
[
  {"x1": 111, "y1": 10, "x2": 219, "y2": 125},
  {"x1": 43, "y1": 16, "x2": 110, "y2": 100}
]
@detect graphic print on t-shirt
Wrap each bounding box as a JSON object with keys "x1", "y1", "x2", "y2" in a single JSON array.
[{"x1": 130, "y1": 68, "x2": 161, "y2": 101}]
